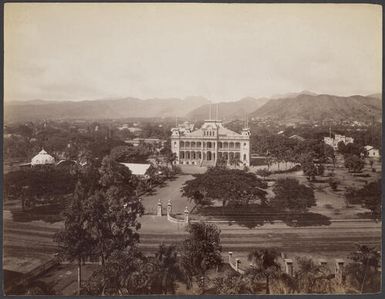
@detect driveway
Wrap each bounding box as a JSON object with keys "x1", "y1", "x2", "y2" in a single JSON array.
[{"x1": 140, "y1": 175, "x2": 196, "y2": 215}]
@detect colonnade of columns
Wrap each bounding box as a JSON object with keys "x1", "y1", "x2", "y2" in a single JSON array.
[{"x1": 177, "y1": 139, "x2": 248, "y2": 166}]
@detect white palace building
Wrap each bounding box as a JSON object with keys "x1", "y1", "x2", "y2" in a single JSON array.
[{"x1": 170, "y1": 118, "x2": 251, "y2": 167}]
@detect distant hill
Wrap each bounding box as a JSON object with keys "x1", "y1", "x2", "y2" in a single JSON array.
[
  {"x1": 367, "y1": 93, "x2": 382, "y2": 100},
  {"x1": 270, "y1": 90, "x2": 318, "y2": 99},
  {"x1": 187, "y1": 97, "x2": 269, "y2": 121},
  {"x1": 4, "y1": 96, "x2": 210, "y2": 122},
  {"x1": 5, "y1": 92, "x2": 382, "y2": 123},
  {"x1": 250, "y1": 94, "x2": 382, "y2": 122}
]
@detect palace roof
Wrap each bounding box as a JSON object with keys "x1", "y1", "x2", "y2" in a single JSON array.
[{"x1": 178, "y1": 120, "x2": 242, "y2": 138}]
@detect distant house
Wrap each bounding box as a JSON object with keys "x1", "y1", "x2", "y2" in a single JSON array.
[
  {"x1": 324, "y1": 134, "x2": 354, "y2": 150},
  {"x1": 128, "y1": 127, "x2": 143, "y2": 134},
  {"x1": 363, "y1": 146, "x2": 380, "y2": 158},
  {"x1": 117, "y1": 124, "x2": 143, "y2": 134},
  {"x1": 120, "y1": 163, "x2": 153, "y2": 179},
  {"x1": 124, "y1": 138, "x2": 166, "y2": 148}
]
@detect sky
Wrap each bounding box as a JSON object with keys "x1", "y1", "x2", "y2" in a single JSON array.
[{"x1": 4, "y1": 3, "x2": 382, "y2": 103}]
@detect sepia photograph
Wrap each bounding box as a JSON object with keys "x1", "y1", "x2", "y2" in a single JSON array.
[{"x1": 3, "y1": 2, "x2": 382, "y2": 296}]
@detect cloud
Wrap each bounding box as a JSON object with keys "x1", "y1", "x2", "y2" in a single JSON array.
[{"x1": 4, "y1": 3, "x2": 382, "y2": 102}]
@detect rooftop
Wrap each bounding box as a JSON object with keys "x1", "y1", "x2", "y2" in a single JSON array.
[
  {"x1": 173, "y1": 120, "x2": 245, "y2": 138},
  {"x1": 120, "y1": 163, "x2": 152, "y2": 176}
]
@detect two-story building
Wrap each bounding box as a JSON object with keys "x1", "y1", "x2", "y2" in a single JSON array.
[{"x1": 170, "y1": 119, "x2": 251, "y2": 167}]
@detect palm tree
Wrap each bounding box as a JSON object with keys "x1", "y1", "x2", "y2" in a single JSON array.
[
  {"x1": 246, "y1": 248, "x2": 281, "y2": 294},
  {"x1": 346, "y1": 245, "x2": 381, "y2": 293},
  {"x1": 148, "y1": 244, "x2": 191, "y2": 294},
  {"x1": 213, "y1": 271, "x2": 248, "y2": 294},
  {"x1": 295, "y1": 257, "x2": 335, "y2": 294}
]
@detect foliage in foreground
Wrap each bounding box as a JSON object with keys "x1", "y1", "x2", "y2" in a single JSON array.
[{"x1": 180, "y1": 222, "x2": 223, "y2": 279}]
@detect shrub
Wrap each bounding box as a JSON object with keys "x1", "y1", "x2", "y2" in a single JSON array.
[{"x1": 328, "y1": 178, "x2": 340, "y2": 191}]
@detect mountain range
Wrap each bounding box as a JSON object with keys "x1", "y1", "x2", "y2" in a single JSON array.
[
  {"x1": 4, "y1": 92, "x2": 382, "y2": 123},
  {"x1": 251, "y1": 94, "x2": 382, "y2": 122},
  {"x1": 4, "y1": 96, "x2": 209, "y2": 122}
]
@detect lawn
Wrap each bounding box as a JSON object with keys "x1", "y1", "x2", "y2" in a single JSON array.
[{"x1": 193, "y1": 154, "x2": 381, "y2": 226}]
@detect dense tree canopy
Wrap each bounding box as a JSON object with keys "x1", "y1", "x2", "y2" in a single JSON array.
[
  {"x1": 344, "y1": 155, "x2": 365, "y2": 173},
  {"x1": 271, "y1": 178, "x2": 315, "y2": 212},
  {"x1": 82, "y1": 248, "x2": 148, "y2": 295},
  {"x1": 110, "y1": 145, "x2": 152, "y2": 163},
  {"x1": 345, "y1": 180, "x2": 381, "y2": 219},
  {"x1": 345, "y1": 245, "x2": 381, "y2": 293},
  {"x1": 4, "y1": 166, "x2": 77, "y2": 207},
  {"x1": 251, "y1": 135, "x2": 334, "y2": 169},
  {"x1": 55, "y1": 154, "x2": 144, "y2": 278},
  {"x1": 182, "y1": 167, "x2": 268, "y2": 206},
  {"x1": 246, "y1": 248, "x2": 281, "y2": 294},
  {"x1": 181, "y1": 222, "x2": 222, "y2": 278}
]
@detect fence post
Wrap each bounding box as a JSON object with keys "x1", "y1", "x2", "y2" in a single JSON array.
[
  {"x1": 319, "y1": 259, "x2": 328, "y2": 267},
  {"x1": 335, "y1": 259, "x2": 345, "y2": 284},
  {"x1": 228, "y1": 252, "x2": 233, "y2": 264},
  {"x1": 167, "y1": 200, "x2": 172, "y2": 216},
  {"x1": 157, "y1": 199, "x2": 162, "y2": 216},
  {"x1": 137, "y1": 197, "x2": 142, "y2": 217},
  {"x1": 235, "y1": 258, "x2": 240, "y2": 272},
  {"x1": 284, "y1": 259, "x2": 294, "y2": 277}
]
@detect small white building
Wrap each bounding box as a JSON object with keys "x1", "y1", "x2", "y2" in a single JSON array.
[{"x1": 31, "y1": 149, "x2": 56, "y2": 166}]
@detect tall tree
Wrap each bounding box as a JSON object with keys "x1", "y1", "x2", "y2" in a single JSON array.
[
  {"x1": 87, "y1": 156, "x2": 144, "y2": 264},
  {"x1": 54, "y1": 183, "x2": 96, "y2": 295},
  {"x1": 83, "y1": 248, "x2": 148, "y2": 295},
  {"x1": 344, "y1": 155, "x2": 365, "y2": 173},
  {"x1": 345, "y1": 245, "x2": 381, "y2": 293},
  {"x1": 294, "y1": 257, "x2": 335, "y2": 293},
  {"x1": 360, "y1": 180, "x2": 381, "y2": 220},
  {"x1": 180, "y1": 222, "x2": 222, "y2": 283},
  {"x1": 246, "y1": 248, "x2": 281, "y2": 294},
  {"x1": 148, "y1": 244, "x2": 191, "y2": 294},
  {"x1": 271, "y1": 178, "x2": 315, "y2": 212}
]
